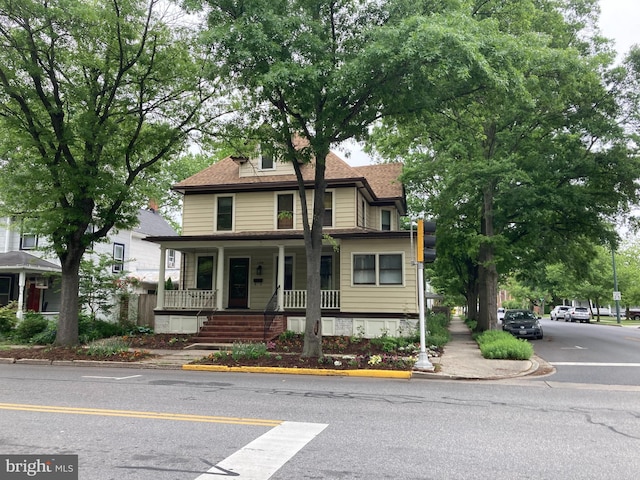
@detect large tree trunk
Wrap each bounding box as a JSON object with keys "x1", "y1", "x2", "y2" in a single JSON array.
[
  {"x1": 55, "y1": 245, "x2": 85, "y2": 346},
  {"x1": 300, "y1": 148, "x2": 329, "y2": 358},
  {"x1": 478, "y1": 185, "x2": 498, "y2": 331}
]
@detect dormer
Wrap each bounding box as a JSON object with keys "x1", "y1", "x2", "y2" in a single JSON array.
[{"x1": 238, "y1": 144, "x2": 297, "y2": 178}]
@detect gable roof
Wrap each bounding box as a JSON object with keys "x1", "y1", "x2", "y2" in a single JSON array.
[
  {"x1": 134, "y1": 208, "x2": 178, "y2": 237},
  {"x1": 173, "y1": 150, "x2": 405, "y2": 205}
]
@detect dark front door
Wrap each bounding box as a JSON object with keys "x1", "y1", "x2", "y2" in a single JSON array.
[{"x1": 228, "y1": 258, "x2": 249, "y2": 308}]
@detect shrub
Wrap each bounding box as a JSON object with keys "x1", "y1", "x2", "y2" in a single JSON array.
[
  {"x1": 13, "y1": 312, "x2": 48, "y2": 342},
  {"x1": 30, "y1": 320, "x2": 57, "y2": 345},
  {"x1": 0, "y1": 302, "x2": 18, "y2": 335},
  {"x1": 476, "y1": 330, "x2": 533, "y2": 360},
  {"x1": 278, "y1": 330, "x2": 297, "y2": 341}
]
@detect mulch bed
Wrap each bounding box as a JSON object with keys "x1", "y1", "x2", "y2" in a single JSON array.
[{"x1": 0, "y1": 334, "x2": 440, "y2": 370}]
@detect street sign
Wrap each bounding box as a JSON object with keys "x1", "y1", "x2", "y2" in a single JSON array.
[{"x1": 613, "y1": 291, "x2": 621, "y2": 301}]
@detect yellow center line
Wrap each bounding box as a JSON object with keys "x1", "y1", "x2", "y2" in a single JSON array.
[{"x1": 0, "y1": 403, "x2": 282, "y2": 427}]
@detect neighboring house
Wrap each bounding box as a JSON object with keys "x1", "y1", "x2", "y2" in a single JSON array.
[
  {"x1": 144, "y1": 148, "x2": 420, "y2": 341},
  {"x1": 0, "y1": 208, "x2": 180, "y2": 320}
]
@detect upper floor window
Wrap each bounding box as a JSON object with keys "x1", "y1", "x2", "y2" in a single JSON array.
[
  {"x1": 20, "y1": 233, "x2": 37, "y2": 250},
  {"x1": 112, "y1": 243, "x2": 125, "y2": 273},
  {"x1": 277, "y1": 193, "x2": 294, "y2": 229},
  {"x1": 216, "y1": 196, "x2": 233, "y2": 231},
  {"x1": 167, "y1": 249, "x2": 176, "y2": 269},
  {"x1": 381, "y1": 210, "x2": 391, "y2": 231},
  {"x1": 323, "y1": 191, "x2": 333, "y2": 227},
  {"x1": 260, "y1": 144, "x2": 275, "y2": 170},
  {"x1": 358, "y1": 198, "x2": 366, "y2": 227},
  {"x1": 353, "y1": 253, "x2": 403, "y2": 286}
]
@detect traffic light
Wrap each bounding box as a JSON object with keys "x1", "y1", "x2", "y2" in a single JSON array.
[{"x1": 417, "y1": 219, "x2": 436, "y2": 263}]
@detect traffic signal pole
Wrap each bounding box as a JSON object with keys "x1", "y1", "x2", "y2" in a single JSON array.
[{"x1": 414, "y1": 219, "x2": 434, "y2": 371}]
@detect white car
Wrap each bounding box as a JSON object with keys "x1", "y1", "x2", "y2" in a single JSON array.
[
  {"x1": 550, "y1": 305, "x2": 570, "y2": 321},
  {"x1": 497, "y1": 308, "x2": 505, "y2": 322}
]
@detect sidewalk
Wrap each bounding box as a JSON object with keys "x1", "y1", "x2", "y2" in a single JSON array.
[{"x1": 414, "y1": 316, "x2": 546, "y2": 380}]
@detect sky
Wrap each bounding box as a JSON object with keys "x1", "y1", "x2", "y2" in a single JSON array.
[{"x1": 341, "y1": 0, "x2": 639, "y2": 167}]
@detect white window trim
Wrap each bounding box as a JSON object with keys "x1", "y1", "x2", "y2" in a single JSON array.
[
  {"x1": 275, "y1": 192, "x2": 296, "y2": 230},
  {"x1": 215, "y1": 194, "x2": 235, "y2": 232},
  {"x1": 351, "y1": 252, "x2": 405, "y2": 287},
  {"x1": 112, "y1": 243, "x2": 125, "y2": 273},
  {"x1": 167, "y1": 249, "x2": 176, "y2": 269},
  {"x1": 195, "y1": 253, "x2": 216, "y2": 290},
  {"x1": 381, "y1": 209, "x2": 392, "y2": 231},
  {"x1": 20, "y1": 233, "x2": 37, "y2": 250},
  {"x1": 322, "y1": 189, "x2": 335, "y2": 227}
]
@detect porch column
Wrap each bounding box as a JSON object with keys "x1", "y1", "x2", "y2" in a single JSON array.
[
  {"x1": 277, "y1": 245, "x2": 285, "y2": 311},
  {"x1": 16, "y1": 271, "x2": 26, "y2": 320},
  {"x1": 216, "y1": 246, "x2": 225, "y2": 311},
  {"x1": 156, "y1": 246, "x2": 166, "y2": 310}
]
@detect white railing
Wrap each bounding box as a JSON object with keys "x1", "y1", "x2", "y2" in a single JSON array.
[
  {"x1": 164, "y1": 290, "x2": 216, "y2": 310},
  {"x1": 283, "y1": 290, "x2": 340, "y2": 309}
]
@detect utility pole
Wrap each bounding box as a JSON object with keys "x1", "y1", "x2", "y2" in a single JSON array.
[{"x1": 612, "y1": 246, "x2": 621, "y2": 324}]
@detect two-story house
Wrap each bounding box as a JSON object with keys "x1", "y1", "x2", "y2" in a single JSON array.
[
  {"x1": 0, "y1": 208, "x2": 180, "y2": 321},
  {"x1": 145, "y1": 148, "x2": 420, "y2": 341}
]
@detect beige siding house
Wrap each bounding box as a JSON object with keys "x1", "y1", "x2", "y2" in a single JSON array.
[{"x1": 145, "y1": 149, "x2": 419, "y2": 341}]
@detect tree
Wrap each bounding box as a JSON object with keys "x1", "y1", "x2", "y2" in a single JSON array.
[
  {"x1": 370, "y1": 0, "x2": 640, "y2": 330},
  {"x1": 0, "y1": 0, "x2": 221, "y2": 345},
  {"x1": 198, "y1": 0, "x2": 518, "y2": 356}
]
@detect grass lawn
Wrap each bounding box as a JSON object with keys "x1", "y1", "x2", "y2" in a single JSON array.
[{"x1": 590, "y1": 317, "x2": 640, "y2": 326}]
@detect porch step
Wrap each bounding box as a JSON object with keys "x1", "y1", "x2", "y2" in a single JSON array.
[{"x1": 191, "y1": 314, "x2": 284, "y2": 343}]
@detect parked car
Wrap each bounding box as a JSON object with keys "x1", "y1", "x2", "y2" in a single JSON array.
[
  {"x1": 550, "y1": 305, "x2": 570, "y2": 321},
  {"x1": 564, "y1": 306, "x2": 591, "y2": 323},
  {"x1": 497, "y1": 308, "x2": 505, "y2": 322},
  {"x1": 502, "y1": 309, "x2": 543, "y2": 340}
]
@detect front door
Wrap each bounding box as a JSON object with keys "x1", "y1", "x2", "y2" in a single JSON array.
[{"x1": 228, "y1": 258, "x2": 249, "y2": 308}]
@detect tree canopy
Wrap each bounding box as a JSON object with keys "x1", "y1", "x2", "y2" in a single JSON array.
[
  {"x1": 0, "y1": 0, "x2": 222, "y2": 344},
  {"x1": 369, "y1": 0, "x2": 640, "y2": 328}
]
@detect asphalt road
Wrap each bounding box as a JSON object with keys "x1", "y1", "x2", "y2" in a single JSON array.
[
  {"x1": 531, "y1": 317, "x2": 640, "y2": 386},
  {"x1": 1, "y1": 363, "x2": 639, "y2": 480}
]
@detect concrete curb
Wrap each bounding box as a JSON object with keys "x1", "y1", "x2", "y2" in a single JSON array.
[{"x1": 182, "y1": 364, "x2": 413, "y2": 379}]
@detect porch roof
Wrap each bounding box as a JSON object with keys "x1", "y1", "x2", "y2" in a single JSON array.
[
  {"x1": 0, "y1": 251, "x2": 61, "y2": 274},
  {"x1": 144, "y1": 228, "x2": 412, "y2": 247}
]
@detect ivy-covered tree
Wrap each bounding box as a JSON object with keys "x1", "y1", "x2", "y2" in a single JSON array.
[{"x1": 0, "y1": 0, "x2": 222, "y2": 345}]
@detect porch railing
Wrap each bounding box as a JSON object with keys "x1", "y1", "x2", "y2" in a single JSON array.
[
  {"x1": 282, "y1": 290, "x2": 340, "y2": 309},
  {"x1": 164, "y1": 289, "x2": 216, "y2": 310}
]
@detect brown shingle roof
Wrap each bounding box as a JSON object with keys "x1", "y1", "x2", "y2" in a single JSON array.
[{"x1": 174, "y1": 150, "x2": 404, "y2": 201}]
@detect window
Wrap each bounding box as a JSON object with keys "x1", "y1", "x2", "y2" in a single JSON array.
[
  {"x1": 320, "y1": 255, "x2": 333, "y2": 290},
  {"x1": 353, "y1": 253, "x2": 403, "y2": 286},
  {"x1": 260, "y1": 152, "x2": 274, "y2": 170},
  {"x1": 323, "y1": 191, "x2": 333, "y2": 227},
  {"x1": 379, "y1": 254, "x2": 402, "y2": 284},
  {"x1": 20, "y1": 234, "x2": 37, "y2": 250},
  {"x1": 260, "y1": 144, "x2": 274, "y2": 169},
  {"x1": 0, "y1": 276, "x2": 10, "y2": 307},
  {"x1": 277, "y1": 194, "x2": 294, "y2": 229},
  {"x1": 167, "y1": 249, "x2": 176, "y2": 269},
  {"x1": 112, "y1": 243, "x2": 125, "y2": 273},
  {"x1": 358, "y1": 198, "x2": 366, "y2": 227},
  {"x1": 216, "y1": 196, "x2": 233, "y2": 231},
  {"x1": 353, "y1": 254, "x2": 376, "y2": 285},
  {"x1": 275, "y1": 256, "x2": 294, "y2": 290},
  {"x1": 381, "y1": 210, "x2": 391, "y2": 231},
  {"x1": 196, "y1": 255, "x2": 214, "y2": 290}
]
